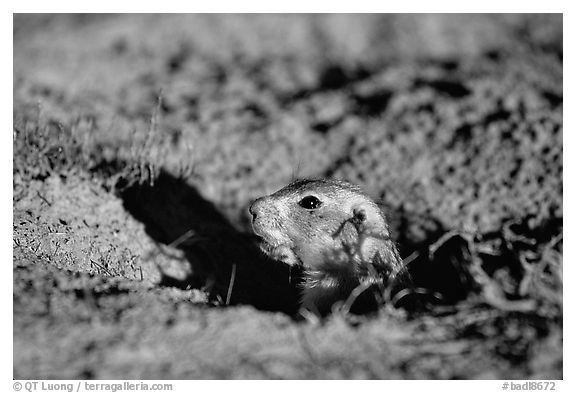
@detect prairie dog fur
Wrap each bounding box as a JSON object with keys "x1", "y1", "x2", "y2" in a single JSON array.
[{"x1": 249, "y1": 179, "x2": 405, "y2": 315}]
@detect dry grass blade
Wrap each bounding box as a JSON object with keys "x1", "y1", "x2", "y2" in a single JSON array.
[{"x1": 226, "y1": 263, "x2": 237, "y2": 305}]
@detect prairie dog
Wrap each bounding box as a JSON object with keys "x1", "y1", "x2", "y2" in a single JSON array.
[{"x1": 249, "y1": 179, "x2": 405, "y2": 315}]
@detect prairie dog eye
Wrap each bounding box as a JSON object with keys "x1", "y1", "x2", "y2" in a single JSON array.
[{"x1": 298, "y1": 195, "x2": 322, "y2": 209}]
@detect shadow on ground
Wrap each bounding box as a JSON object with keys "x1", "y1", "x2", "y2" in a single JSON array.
[{"x1": 118, "y1": 169, "x2": 303, "y2": 315}]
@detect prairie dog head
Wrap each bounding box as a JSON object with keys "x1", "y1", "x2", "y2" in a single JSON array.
[{"x1": 249, "y1": 179, "x2": 392, "y2": 269}]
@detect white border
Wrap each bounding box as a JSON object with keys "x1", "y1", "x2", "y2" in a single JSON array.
[
  {"x1": 4, "y1": 4, "x2": 570, "y2": 390},
  {"x1": 4, "y1": 1, "x2": 569, "y2": 13}
]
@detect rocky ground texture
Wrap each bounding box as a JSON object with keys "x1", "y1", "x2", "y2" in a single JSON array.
[{"x1": 13, "y1": 14, "x2": 562, "y2": 379}]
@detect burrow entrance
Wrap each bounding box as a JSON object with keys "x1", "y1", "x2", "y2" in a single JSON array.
[{"x1": 114, "y1": 168, "x2": 499, "y2": 317}]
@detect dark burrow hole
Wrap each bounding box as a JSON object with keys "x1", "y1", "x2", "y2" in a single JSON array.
[
  {"x1": 110, "y1": 167, "x2": 489, "y2": 318},
  {"x1": 399, "y1": 235, "x2": 475, "y2": 308}
]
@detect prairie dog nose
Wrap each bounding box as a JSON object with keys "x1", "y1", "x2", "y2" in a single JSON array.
[{"x1": 249, "y1": 197, "x2": 264, "y2": 220}]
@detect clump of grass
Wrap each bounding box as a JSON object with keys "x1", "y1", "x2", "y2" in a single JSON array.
[
  {"x1": 14, "y1": 93, "x2": 175, "y2": 192},
  {"x1": 13, "y1": 105, "x2": 95, "y2": 183},
  {"x1": 123, "y1": 94, "x2": 164, "y2": 187},
  {"x1": 103, "y1": 92, "x2": 187, "y2": 192}
]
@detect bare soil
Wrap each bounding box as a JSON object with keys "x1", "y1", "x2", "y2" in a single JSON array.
[{"x1": 13, "y1": 14, "x2": 562, "y2": 379}]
